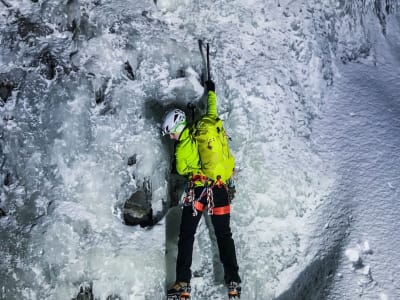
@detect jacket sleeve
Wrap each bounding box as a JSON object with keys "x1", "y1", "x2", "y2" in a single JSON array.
[
  {"x1": 175, "y1": 148, "x2": 190, "y2": 176},
  {"x1": 175, "y1": 135, "x2": 202, "y2": 177},
  {"x1": 206, "y1": 91, "x2": 218, "y2": 118}
]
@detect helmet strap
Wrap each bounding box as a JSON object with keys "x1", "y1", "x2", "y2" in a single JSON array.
[{"x1": 173, "y1": 123, "x2": 186, "y2": 134}]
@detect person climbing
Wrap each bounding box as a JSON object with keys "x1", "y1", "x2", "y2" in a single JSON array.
[{"x1": 162, "y1": 80, "x2": 241, "y2": 299}]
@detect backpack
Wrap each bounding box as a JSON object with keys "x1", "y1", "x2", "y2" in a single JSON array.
[{"x1": 192, "y1": 116, "x2": 235, "y2": 182}]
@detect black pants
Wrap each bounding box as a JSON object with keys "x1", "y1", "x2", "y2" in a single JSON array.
[{"x1": 176, "y1": 185, "x2": 241, "y2": 284}]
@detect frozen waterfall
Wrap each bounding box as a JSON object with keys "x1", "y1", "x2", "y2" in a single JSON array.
[{"x1": 1, "y1": 0, "x2": 399, "y2": 299}]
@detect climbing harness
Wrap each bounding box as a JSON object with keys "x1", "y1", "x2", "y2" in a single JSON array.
[{"x1": 182, "y1": 175, "x2": 231, "y2": 216}]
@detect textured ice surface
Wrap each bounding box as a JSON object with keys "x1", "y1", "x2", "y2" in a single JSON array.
[{"x1": 1, "y1": 0, "x2": 399, "y2": 299}]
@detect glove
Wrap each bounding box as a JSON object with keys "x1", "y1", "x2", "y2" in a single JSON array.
[{"x1": 205, "y1": 80, "x2": 215, "y2": 92}]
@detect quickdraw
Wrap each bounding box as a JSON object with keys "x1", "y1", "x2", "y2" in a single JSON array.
[
  {"x1": 206, "y1": 185, "x2": 214, "y2": 215},
  {"x1": 182, "y1": 180, "x2": 207, "y2": 216}
]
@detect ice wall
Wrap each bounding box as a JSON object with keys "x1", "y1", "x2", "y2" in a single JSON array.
[{"x1": 0, "y1": 0, "x2": 399, "y2": 299}]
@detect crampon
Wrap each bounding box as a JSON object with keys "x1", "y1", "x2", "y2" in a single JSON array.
[
  {"x1": 227, "y1": 281, "x2": 241, "y2": 299},
  {"x1": 167, "y1": 282, "x2": 191, "y2": 300}
]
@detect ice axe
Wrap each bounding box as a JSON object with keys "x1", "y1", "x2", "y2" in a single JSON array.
[
  {"x1": 206, "y1": 42, "x2": 211, "y2": 80},
  {"x1": 187, "y1": 40, "x2": 211, "y2": 121},
  {"x1": 198, "y1": 39, "x2": 211, "y2": 82}
]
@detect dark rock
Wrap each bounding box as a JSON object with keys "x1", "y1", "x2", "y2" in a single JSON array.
[
  {"x1": 1, "y1": 0, "x2": 11, "y2": 8},
  {"x1": 0, "y1": 70, "x2": 25, "y2": 106},
  {"x1": 0, "y1": 80, "x2": 15, "y2": 103},
  {"x1": 39, "y1": 50, "x2": 57, "y2": 80},
  {"x1": 74, "y1": 283, "x2": 93, "y2": 300},
  {"x1": 67, "y1": 18, "x2": 78, "y2": 33},
  {"x1": 123, "y1": 179, "x2": 154, "y2": 227},
  {"x1": 93, "y1": 79, "x2": 116, "y2": 115},
  {"x1": 74, "y1": 11, "x2": 99, "y2": 41},
  {"x1": 374, "y1": 1, "x2": 387, "y2": 35},
  {"x1": 67, "y1": 0, "x2": 79, "y2": 8},
  {"x1": 4, "y1": 172, "x2": 12, "y2": 186},
  {"x1": 127, "y1": 154, "x2": 137, "y2": 166},
  {"x1": 123, "y1": 189, "x2": 153, "y2": 227},
  {"x1": 176, "y1": 69, "x2": 185, "y2": 78},
  {"x1": 94, "y1": 79, "x2": 110, "y2": 105},
  {"x1": 95, "y1": 87, "x2": 105, "y2": 104},
  {"x1": 0, "y1": 207, "x2": 6, "y2": 217},
  {"x1": 15, "y1": 14, "x2": 53, "y2": 39},
  {"x1": 69, "y1": 50, "x2": 80, "y2": 70},
  {"x1": 106, "y1": 295, "x2": 121, "y2": 300},
  {"x1": 124, "y1": 61, "x2": 135, "y2": 80}
]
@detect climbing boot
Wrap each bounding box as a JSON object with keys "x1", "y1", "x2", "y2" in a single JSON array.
[
  {"x1": 167, "y1": 281, "x2": 191, "y2": 299},
  {"x1": 227, "y1": 281, "x2": 241, "y2": 299}
]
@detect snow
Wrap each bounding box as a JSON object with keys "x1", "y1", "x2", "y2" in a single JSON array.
[
  {"x1": 0, "y1": 0, "x2": 400, "y2": 299},
  {"x1": 310, "y1": 11, "x2": 400, "y2": 299}
]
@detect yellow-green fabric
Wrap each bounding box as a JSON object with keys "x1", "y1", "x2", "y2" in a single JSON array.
[
  {"x1": 206, "y1": 90, "x2": 218, "y2": 118},
  {"x1": 175, "y1": 91, "x2": 235, "y2": 183},
  {"x1": 194, "y1": 116, "x2": 235, "y2": 183},
  {"x1": 175, "y1": 127, "x2": 202, "y2": 177}
]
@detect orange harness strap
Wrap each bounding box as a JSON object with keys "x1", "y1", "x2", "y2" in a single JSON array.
[
  {"x1": 194, "y1": 201, "x2": 230, "y2": 215},
  {"x1": 210, "y1": 205, "x2": 231, "y2": 215},
  {"x1": 194, "y1": 201, "x2": 205, "y2": 212}
]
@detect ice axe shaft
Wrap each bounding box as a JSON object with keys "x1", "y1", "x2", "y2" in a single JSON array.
[
  {"x1": 198, "y1": 40, "x2": 211, "y2": 81},
  {"x1": 206, "y1": 43, "x2": 211, "y2": 80}
]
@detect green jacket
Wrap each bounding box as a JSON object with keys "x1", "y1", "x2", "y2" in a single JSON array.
[
  {"x1": 175, "y1": 125, "x2": 202, "y2": 178},
  {"x1": 175, "y1": 91, "x2": 234, "y2": 182}
]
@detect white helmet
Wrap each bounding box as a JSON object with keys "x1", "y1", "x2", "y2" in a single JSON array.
[{"x1": 161, "y1": 109, "x2": 186, "y2": 136}]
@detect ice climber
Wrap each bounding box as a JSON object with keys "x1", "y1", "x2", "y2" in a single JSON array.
[{"x1": 162, "y1": 80, "x2": 241, "y2": 299}]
